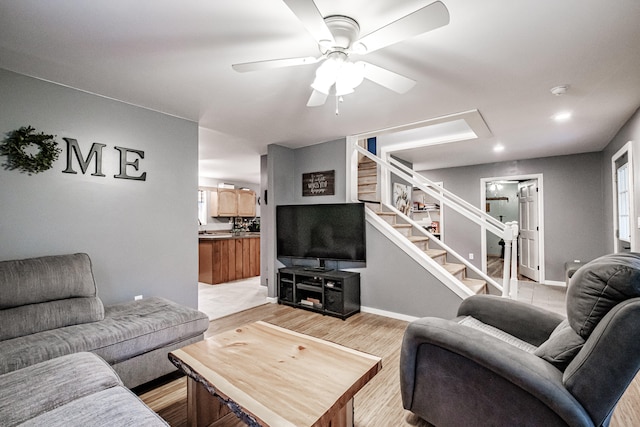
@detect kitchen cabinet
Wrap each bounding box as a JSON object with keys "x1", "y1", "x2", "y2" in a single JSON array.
[
  {"x1": 210, "y1": 189, "x2": 256, "y2": 217},
  {"x1": 210, "y1": 188, "x2": 237, "y2": 217},
  {"x1": 198, "y1": 235, "x2": 260, "y2": 284},
  {"x1": 237, "y1": 189, "x2": 256, "y2": 217}
]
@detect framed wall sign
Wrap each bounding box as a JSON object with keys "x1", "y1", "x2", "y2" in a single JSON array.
[{"x1": 302, "y1": 170, "x2": 335, "y2": 196}]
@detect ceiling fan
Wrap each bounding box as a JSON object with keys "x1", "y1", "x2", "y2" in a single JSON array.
[{"x1": 232, "y1": 0, "x2": 450, "y2": 107}]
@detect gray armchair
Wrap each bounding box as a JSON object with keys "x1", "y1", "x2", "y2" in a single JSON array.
[{"x1": 400, "y1": 253, "x2": 640, "y2": 427}]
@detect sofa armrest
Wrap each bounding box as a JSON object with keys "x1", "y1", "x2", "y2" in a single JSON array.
[
  {"x1": 400, "y1": 317, "x2": 593, "y2": 427},
  {"x1": 458, "y1": 294, "x2": 565, "y2": 345}
]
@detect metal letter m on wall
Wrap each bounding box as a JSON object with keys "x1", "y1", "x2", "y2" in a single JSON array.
[{"x1": 62, "y1": 138, "x2": 106, "y2": 177}]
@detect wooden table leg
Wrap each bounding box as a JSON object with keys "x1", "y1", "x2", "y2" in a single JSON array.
[
  {"x1": 327, "y1": 398, "x2": 354, "y2": 427},
  {"x1": 187, "y1": 377, "x2": 231, "y2": 427}
]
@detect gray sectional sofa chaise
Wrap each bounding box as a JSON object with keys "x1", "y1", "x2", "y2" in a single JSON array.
[
  {"x1": 0, "y1": 352, "x2": 169, "y2": 426},
  {"x1": 0, "y1": 253, "x2": 210, "y2": 389}
]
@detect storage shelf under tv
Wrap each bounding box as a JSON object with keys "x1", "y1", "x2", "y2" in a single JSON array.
[{"x1": 278, "y1": 267, "x2": 360, "y2": 320}]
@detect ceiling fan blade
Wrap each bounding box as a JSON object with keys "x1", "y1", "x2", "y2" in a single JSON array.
[
  {"x1": 307, "y1": 89, "x2": 328, "y2": 107},
  {"x1": 232, "y1": 56, "x2": 322, "y2": 73},
  {"x1": 282, "y1": 0, "x2": 335, "y2": 45},
  {"x1": 361, "y1": 62, "x2": 416, "y2": 94},
  {"x1": 355, "y1": 1, "x2": 449, "y2": 54}
]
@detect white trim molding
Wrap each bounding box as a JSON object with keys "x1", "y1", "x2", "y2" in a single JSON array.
[{"x1": 361, "y1": 306, "x2": 419, "y2": 322}]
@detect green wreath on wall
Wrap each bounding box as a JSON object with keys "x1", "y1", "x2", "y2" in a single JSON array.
[{"x1": 0, "y1": 126, "x2": 61, "y2": 175}]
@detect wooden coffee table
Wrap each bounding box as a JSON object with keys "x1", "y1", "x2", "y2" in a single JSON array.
[{"x1": 169, "y1": 321, "x2": 382, "y2": 427}]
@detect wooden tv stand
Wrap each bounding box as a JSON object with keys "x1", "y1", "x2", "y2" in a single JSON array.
[{"x1": 278, "y1": 267, "x2": 360, "y2": 319}]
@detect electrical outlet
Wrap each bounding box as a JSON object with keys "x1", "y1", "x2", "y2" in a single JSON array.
[
  {"x1": 469, "y1": 253, "x2": 474, "y2": 260},
  {"x1": 134, "y1": 295, "x2": 143, "y2": 301}
]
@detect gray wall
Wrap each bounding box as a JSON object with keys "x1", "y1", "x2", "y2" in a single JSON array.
[
  {"x1": 419, "y1": 152, "x2": 607, "y2": 281},
  {"x1": 265, "y1": 144, "x2": 296, "y2": 297},
  {"x1": 360, "y1": 221, "x2": 462, "y2": 319},
  {"x1": 260, "y1": 154, "x2": 268, "y2": 286},
  {"x1": 0, "y1": 69, "x2": 199, "y2": 307},
  {"x1": 602, "y1": 107, "x2": 640, "y2": 252},
  {"x1": 293, "y1": 138, "x2": 348, "y2": 204}
]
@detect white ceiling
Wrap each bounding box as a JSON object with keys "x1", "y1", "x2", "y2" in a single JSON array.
[{"x1": 1, "y1": 0, "x2": 639, "y2": 184}]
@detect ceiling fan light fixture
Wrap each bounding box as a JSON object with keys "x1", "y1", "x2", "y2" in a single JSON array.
[
  {"x1": 334, "y1": 61, "x2": 365, "y2": 96},
  {"x1": 311, "y1": 51, "x2": 365, "y2": 96},
  {"x1": 311, "y1": 56, "x2": 341, "y2": 94}
]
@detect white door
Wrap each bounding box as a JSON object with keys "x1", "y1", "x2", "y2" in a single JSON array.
[
  {"x1": 518, "y1": 180, "x2": 539, "y2": 281},
  {"x1": 612, "y1": 145, "x2": 633, "y2": 253}
]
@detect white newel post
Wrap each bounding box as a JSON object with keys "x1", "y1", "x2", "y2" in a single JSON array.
[
  {"x1": 508, "y1": 222, "x2": 519, "y2": 299},
  {"x1": 501, "y1": 224, "x2": 513, "y2": 298}
]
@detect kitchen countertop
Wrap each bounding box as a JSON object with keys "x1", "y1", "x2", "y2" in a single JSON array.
[{"x1": 199, "y1": 232, "x2": 260, "y2": 240}]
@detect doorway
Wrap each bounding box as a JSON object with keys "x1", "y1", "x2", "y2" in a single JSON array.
[
  {"x1": 612, "y1": 142, "x2": 635, "y2": 253},
  {"x1": 481, "y1": 174, "x2": 544, "y2": 283}
]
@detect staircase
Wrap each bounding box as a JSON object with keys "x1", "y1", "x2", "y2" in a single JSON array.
[
  {"x1": 357, "y1": 155, "x2": 487, "y2": 295},
  {"x1": 358, "y1": 156, "x2": 378, "y2": 202},
  {"x1": 375, "y1": 208, "x2": 487, "y2": 295}
]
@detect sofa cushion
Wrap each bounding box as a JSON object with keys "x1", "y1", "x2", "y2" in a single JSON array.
[
  {"x1": 0, "y1": 297, "x2": 209, "y2": 375},
  {"x1": 0, "y1": 253, "x2": 98, "y2": 308},
  {"x1": 0, "y1": 297, "x2": 104, "y2": 340},
  {"x1": 19, "y1": 386, "x2": 168, "y2": 426},
  {"x1": 0, "y1": 352, "x2": 121, "y2": 426},
  {"x1": 567, "y1": 252, "x2": 640, "y2": 339},
  {"x1": 534, "y1": 319, "x2": 585, "y2": 371}
]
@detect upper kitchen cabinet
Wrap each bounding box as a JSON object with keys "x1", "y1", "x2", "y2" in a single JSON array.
[
  {"x1": 237, "y1": 189, "x2": 256, "y2": 217},
  {"x1": 210, "y1": 188, "x2": 237, "y2": 217},
  {"x1": 210, "y1": 188, "x2": 256, "y2": 217}
]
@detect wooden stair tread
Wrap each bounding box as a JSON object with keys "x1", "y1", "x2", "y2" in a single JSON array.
[
  {"x1": 392, "y1": 224, "x2": 411, "y2": 229},
  {"x1": 358, "y1": 176, "x2": 377, "y2": 183},
  {"x1": 358, "y1": 171, "x2": 377, "y2": 178},
  {"x1": 408, "y1": 235, "x2": 429, "y2": 243},
  {"x1": 376, "y1": 212, "x2": 396, "y2": 217},
  {"x1": 461, "y1": 278, "x2": 487, "y2": 294},
  {"x1": 425, "y1": 248, "x2": 447, "y2": 258},
  {"x1": 442, "y1": 262, "x2": 465, "y2": 275},
  {"x1": 358, "y1": 163, "x2": 377, "y2": 170}
]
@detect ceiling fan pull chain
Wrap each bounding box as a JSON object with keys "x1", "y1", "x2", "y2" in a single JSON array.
[{"x1": 335, "y1": 96, "x2": 345, "y2": 115}]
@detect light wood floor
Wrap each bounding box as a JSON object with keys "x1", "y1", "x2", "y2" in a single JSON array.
[{"x1": 138, "y1": 303, "x2": 640, "y2": 426}]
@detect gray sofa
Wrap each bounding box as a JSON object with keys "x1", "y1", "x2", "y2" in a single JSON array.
[
  {"x1": 0, "y1": 253, "x2": 210, "y2": 388},
  {"x1": 400, "y1": 252, "x2": 640, "y2": 427},
  {"x1": 0, "y1": 352, "x2": 168, "y2": 426}
]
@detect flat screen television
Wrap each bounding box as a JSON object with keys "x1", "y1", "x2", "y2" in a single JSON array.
[{"x1": 276, "y1": 203, "x2": 366, "y2": 266}]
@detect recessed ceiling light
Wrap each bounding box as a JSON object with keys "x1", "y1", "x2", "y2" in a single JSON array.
[
  {"x1": 553, "y1": 111, "x2": 572, "y2": 122},
  {"x1": 493, "y1": 144, "x2": 504, "y2": 152},
  {"x1": 550, "y1": 85, "x2": 570, "y2": 96}
]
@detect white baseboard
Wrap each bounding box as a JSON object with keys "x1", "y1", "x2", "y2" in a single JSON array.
[
  {"x1": 266, "y1": 297, "x2": 278, "y2": 304},
  {"x1": 542, "y1": 280, "x2": 566, "y2": 288},
  {"x1": 361, "y1": 306, "x2": 419, "y2": 322}
]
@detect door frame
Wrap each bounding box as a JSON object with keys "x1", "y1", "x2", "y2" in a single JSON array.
[
  {"x1": 480, "y1": 173, "x2": 545, "y2": 283},
  {"x1": 611, "y1": 141, "x2": 635, "y2": 252}
]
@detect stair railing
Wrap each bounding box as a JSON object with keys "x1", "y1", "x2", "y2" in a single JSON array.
[{"x1": 353, "y1": 144, "x2": 519, "y2": 298}]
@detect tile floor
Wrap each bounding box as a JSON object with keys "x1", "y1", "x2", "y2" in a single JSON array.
[
  {"x1": 517, "y1": 280, "x2": 567, "y2": 316},
  {"x1": 198, "y1": 276, "x2": 268, "y2": 320}
]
